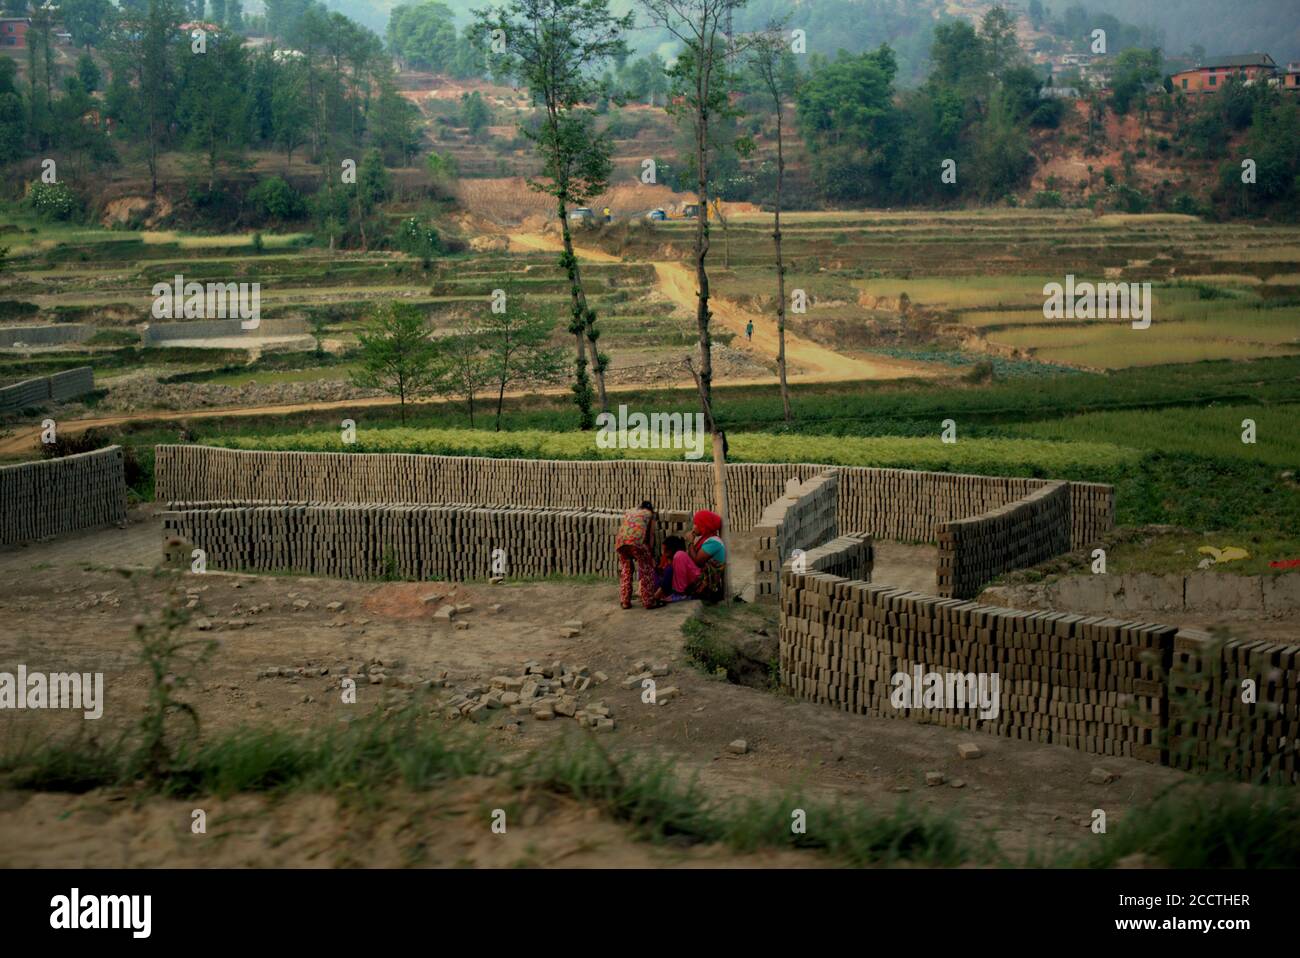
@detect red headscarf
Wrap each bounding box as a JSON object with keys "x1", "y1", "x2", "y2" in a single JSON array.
[{"x1": 693, "y1": 509, "x2": 722, "y2": 537}]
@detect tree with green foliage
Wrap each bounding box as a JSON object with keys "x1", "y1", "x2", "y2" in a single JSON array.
[
  {"x1": 62, "y1": 0, "x2": 116, "y2": 48},
  {"x1": 373, "y1": 75, "x2": 422, "y2": 164},
  {"x1": 459, "y1": 89, "x2": 491, "y2": 137},
  {"x1": 430, "y1": 315, "x2": 493, "y2": 427},
  {"x1": 1109, "y1": 47, "x2": 1162, "y2": 117},
  {"x1": 107, "y1": 0, "x2": 181, "y2": 195},
  {"x1": 0, "y1": 58, "x2": 25, "y2": 164},
  {"x1": 351, "y1": 302, "x2": 439, "y2": 424},
  {"x1": 796, "y1": 47, "x2": 898, "y2": 203},
  {"x1": 474, "y1": 0, "x2": 631, "y2": 428},
  {"x1": 480, "y1": 291, "x2": 567, "y2": 430},
  {"x1": 76, "y1": 53, "x2": 102, "y2": 93},
  {"x1": 271, "y1": 60, "x2": 309, "y2": 169},
  {"x1": 179, "y1": 29, "x2": 250, "y2": 191},
  {"x1": 387, "y1": 1, "x2": 459, "y2": 72}
]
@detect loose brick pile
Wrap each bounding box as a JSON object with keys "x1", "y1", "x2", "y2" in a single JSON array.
[
  {"x1": 936, "y1": 481, "x2": 1071, "y2": 599},
  {"x1": 0, "y1": 445, "x2": 127, "y2": 546},
  {"x1": 0, "y1": 366, "x2": 94, "y2": 411},
  {"x1": 162, "y1": 500, "x2": 696, "y2": 581},
  {"x1": 1168, "y1": 628, "x2": 1300, "y2": 782},
  {"x1": 753, "y1": 470, "x2": 840, "y2": 604},
  {"x1": 153, "y1": 446, "x2": 1114, "y2": 549}
]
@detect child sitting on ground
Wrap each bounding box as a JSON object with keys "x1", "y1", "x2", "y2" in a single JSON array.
[{"x1": 651, "y1": 535, "x2": 700, "y2": 605}]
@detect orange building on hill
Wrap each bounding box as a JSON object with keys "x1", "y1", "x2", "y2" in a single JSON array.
[
  {"x1": 1171, "y1": 53, "x2": 1278, "y2": 94},
  {"x1": 1, "y1": 17, "x2": 29, "y2": 48}
]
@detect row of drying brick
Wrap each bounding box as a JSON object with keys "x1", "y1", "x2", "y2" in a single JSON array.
[
  {"x1": 153, "y1": 446, "x2": 1114, "y2": 549},
  {"x1": 1168, "y1": 629, "x2": 1300, "y2": 782},
  {"x1": 936, "y1": 481, "x2": 1072, "y2": 599},
  {"x1": 0, "y1": 445, "x2": 127, "y2": 546},
  {"x1": 752, "y1": 470, "x2": 841, "y2": 604},
  {"x1": 0, "y1": 366, "x2": 95, "y2": 412},
  {"x1": 780, "y1": 568, "x2": 1170, "y2": 762},
  {"x1": 161, "y1": 501, "x2": 696, "y2": 582}
]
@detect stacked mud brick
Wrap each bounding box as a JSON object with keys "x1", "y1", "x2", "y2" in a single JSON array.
[
  {"x1": 1168, "y1": 627, "x2": 1300, "y2": 783},
  {"x1": 162, "y1": 501, "x2": 698, "y2": 582},
  {"x1": 157, "y1": 447, "x2": 1115, "y2": 549},
  {"x1": 780, "y1": 563, "x2": 1171, "y2": 762},
  {"x1": 752, "y1": 470, "x2": 840, "y2": 604},
  {"x1": 936, "y1": 481, "x2": 1071, "y2": 599},
  {"x1": 0, "y1": 445, "x2": 127, "y2": 545},
  {"x1": 0, "y1": 325, "x2": 92, "y2": 348},
  {"x1": 0, "y1": 366, "x2": 94, "y2": 411},
  {"x1": 800, "y1": 532, "x2": 874, "y2": 582}
]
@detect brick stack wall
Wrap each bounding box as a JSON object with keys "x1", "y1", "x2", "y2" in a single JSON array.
[
  {"x1": 141, "y1": 318, "x2": 309, "y2": 344},
  {"x1": 937, "y1": 481, "x2": 1071, "y2": 599},
  {"x1": 163, "y1": 501, "x2": 695, "y2": 583},
  {"x1": 752, "y1": 470, "x2": 840, "y2": 604},
  {"x1": 781, "y1": 568, "x2": 1169, "y2": 760},
  {"x1": 154, "y1": 446, "x2": 1114, "y2": 551},
  {"x1": 0, "y1": 446, "x2": 128, "y2": 546},
  {"x1": 0, "y1": 366, "x2": 94, "y2": 411},
  {"x1": 1168, "y1": 627, "x2": 1300, "y2": 783},
  {"x1": 0, "y1": 325, "x2": 92, "y2": 348}
]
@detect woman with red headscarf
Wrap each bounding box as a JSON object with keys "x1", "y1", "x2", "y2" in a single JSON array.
[{"x1": 686, "y1": 509, "x2": 726, "y2": 602}]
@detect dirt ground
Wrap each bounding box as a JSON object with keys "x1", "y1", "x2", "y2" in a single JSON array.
[{"x1": 0, "y1": 508, "x2": 1229, "y2": 867}]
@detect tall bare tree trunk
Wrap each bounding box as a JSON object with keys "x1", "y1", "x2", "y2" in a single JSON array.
[{"x1": 773, "y1": 106, "x2": 791, "y2": 422}]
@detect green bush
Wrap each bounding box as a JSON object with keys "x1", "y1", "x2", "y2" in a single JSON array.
[
  {"x1": 26, "y1": 182, "x2": 79, "y2": 221},
  {"x1": 248, "y1": 176, "x2": 307, "y2": 222}
]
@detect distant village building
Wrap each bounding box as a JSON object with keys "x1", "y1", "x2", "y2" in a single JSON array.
[
  {"x1": 1040, "y1": 85, "x2": 1080, "y2": 99},
  {"x1": 0, "y1": 16, "x2": 29, "y2": 48},
  {"x1": 1171, "y1": 53, "x2": 1279, "y2": 95},
  {"x1": 1275, "y1": 62, "x2": 1300, "y2": 92}
]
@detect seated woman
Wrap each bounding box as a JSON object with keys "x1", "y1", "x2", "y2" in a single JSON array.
[
  {"x1": 686, "y1": 509, "x2": 726, "y2": 602},
  {"x1": 651, "y1": 536, "x2": 700, "y2": 605}
]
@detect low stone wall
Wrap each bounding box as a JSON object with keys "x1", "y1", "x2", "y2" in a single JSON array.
[
  {"x1": 141, "y1": 318, "x2": 309, "y2": 344},
  {"x1": 0, "y1": 366, "x2": 95, "y2": 411},
  {"x1": 154, "y1": 446, "x2": 1115, "y2": 552},
  {"x1": 163, "y1": 501, "x2": 695, "y2": 583},
  {"x1": 752, "y1": 470, "x2": 840, "y2": 604},
  {"x1": 984, "y1": 570, "x2": 1300, "y2": 616},
  {"x1": 0, "y1": 446, "x2": 128, "y2": 546},
  {"x1": 936, "y1": 481, "x2": 1071, "y2": 599},
  {"x1": 0, "y1": 325, "x2": 92, "y2": 348},
  {"x1": 779, "y1": 566, "x2": 1299, "y2": 781}
]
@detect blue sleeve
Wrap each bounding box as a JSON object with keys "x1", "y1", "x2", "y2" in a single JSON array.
[{"x1": 701, "y1": 538, "x2": 726, "y2": 563}]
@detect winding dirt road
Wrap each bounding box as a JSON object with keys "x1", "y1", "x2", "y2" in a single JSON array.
[{"x1": 509, "y1": 229, "x2": 940, "y2": 383}]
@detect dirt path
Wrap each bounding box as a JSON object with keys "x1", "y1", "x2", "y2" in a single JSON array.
[
  {"x1": 507, "y1": 229, "x2": 941, "y2": 383},
  {"x1": 650, "y1": 261, "x2": 939, "y2": 383}
]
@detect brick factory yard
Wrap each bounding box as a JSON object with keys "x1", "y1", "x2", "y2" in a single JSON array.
[{"x1": 0, "y1": 506, "x2": 1240, "y2": 867}]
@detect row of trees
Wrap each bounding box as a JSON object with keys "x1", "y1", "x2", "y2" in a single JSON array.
[{"x1": 353, "y1": 298, "x2": 565, "y2": 430}]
